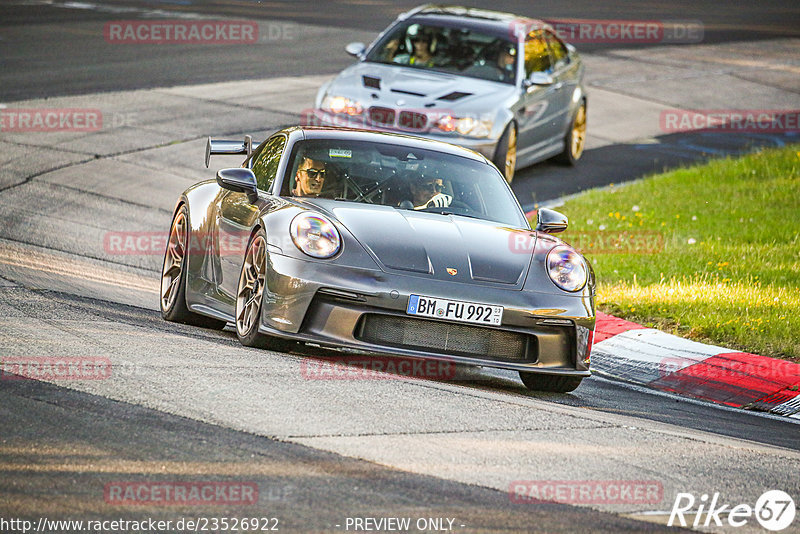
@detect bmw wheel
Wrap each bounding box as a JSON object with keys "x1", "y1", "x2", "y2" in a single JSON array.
[
  {"x1": 555, "y1": 100, "x2": 586, "y2": 165},
  {"x1": 493, "y1": 122, "x2": 517, "y2": 183}
]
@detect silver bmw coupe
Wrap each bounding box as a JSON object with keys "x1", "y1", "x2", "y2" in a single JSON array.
[{"x1": 312, "y1": 5, "x2": 587, "y2": 182}]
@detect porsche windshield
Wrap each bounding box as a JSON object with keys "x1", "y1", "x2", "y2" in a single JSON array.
[
  {"x1": 283, "y1": 139, "x2": 527, "y2": 227},
  {"x1": 365, "y1": 23, "x2": 518, "y2": 84}
]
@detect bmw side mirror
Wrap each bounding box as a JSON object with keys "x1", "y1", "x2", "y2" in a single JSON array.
[
  {"x1": 217, "y1": 168, "x2": 259, "y2": 204},
  {"x1": 536, "y1": 208, "x2": 568, "y2": 234},
  {"x1": 345, "y1": 42, "x2": 366, "y2": 58},
  {"x1": 527, "y1": 72, "x2": 555, "y2": 87}
]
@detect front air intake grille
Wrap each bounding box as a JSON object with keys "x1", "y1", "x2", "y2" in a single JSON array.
[
  {"x1": 368, "y1": 106, "x2": 395, "y2": 126},
  {"x1": 356, "y1": 314, "x2": 533, "y2": 361},
  {"x1": 398, "y1": 111, "x2": 427, "y2": 130}
]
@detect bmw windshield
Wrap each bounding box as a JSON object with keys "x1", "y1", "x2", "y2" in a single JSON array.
[{"x1": 365, "y1": 22, "x2": 518, "y2": 85}]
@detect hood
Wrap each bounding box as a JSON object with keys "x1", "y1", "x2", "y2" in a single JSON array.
[
  {"x1": 326, "y1": 62, "x2": 518, "y2": 115},
  {"x1": 308, "y1": 200, "x2": 534, "y2": 288}
]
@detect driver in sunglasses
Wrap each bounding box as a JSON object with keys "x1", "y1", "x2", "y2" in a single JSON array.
[{"x1": 292, "y1": 154, "x2": 327, "y2": 197}]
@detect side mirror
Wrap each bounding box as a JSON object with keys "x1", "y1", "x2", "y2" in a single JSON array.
[
  {"x1": 345, "y1": 42, "x2": 366, "y2": 58},
  {"x1": 216, "y1": 168, "x2": 259, "y2": 204},
  {"x1": 527, "y1": 72, "x2": 555, "y2": 87},
  {"x1": 536, "y1": 208, "x2": 568, "y2": 234}
]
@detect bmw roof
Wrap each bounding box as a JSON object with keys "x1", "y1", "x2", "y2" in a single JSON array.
[{"x1": 400, "y1": 5, "x2": 546, "y2": 40}]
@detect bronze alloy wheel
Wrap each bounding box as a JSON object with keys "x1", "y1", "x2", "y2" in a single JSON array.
[
  {"x1": 571, "y1": 102, "x2": 587, "y2": 160},
  {"x1": 160, "y1": 210, "x2": 187, "y2": 312},
  {"x1": 504, "y1": 127, "x2": 518, "y2": 183},
  {"x1": 555, "y1": 100, "x2": 587, "y2": 166},
  {"x1": 236, "y1": 234, "x2": 267, "y2": 337},
  {"x1": 493, "y1": 123, "x2": 518, "y2": 183}
]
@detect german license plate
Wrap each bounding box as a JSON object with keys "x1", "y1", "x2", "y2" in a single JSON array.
[{"x1": 406, "y1": 294, "x2": 503, "y2": 326}]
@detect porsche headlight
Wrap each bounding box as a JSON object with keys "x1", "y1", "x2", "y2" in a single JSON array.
[
  {"x1": 290, "y1": 213, "x2": 341, "y2": 259},
  {"x1": 435, "y1": 115, "x2": 493, "y2": 137},
  {"x1": 546, "y1": 245, "x2": 588, "y2": 292},
  {"x1": 322, "y1": 95, "x2": 363, "y2": 116}
]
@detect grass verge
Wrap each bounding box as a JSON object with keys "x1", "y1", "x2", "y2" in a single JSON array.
[{"x1": 550, "y1": 145, "x2": 800, "y2": 361}]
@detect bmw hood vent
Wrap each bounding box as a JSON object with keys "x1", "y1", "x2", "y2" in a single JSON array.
[
  {"x1": 390, "y1": 88, "x2": 426, "y2": 97},
  {"x1": 438, "y1": 91, "x2": 473, "y2": 101},
  {"x1": 362, "y1": 76, "x2": 381, "y2": 89}
]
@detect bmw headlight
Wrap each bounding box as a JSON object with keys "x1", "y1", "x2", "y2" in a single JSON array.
[
  {"x1": 290, "y1": 213, "x2": 341, "y2": 259},
  {"x1": 321, "y1": 95, "x2": 363, "y2": 116},
  {"x1": 546, "y1": 245, "x2": 588, "y2": 292},
  {"x1": 435, "y1": 115, "x2": 493, "y2": 138}
]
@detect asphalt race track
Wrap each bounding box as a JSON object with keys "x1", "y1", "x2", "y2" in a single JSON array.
[{"x1": 1, "y1": 1, "x2": 799, "y2": 532}]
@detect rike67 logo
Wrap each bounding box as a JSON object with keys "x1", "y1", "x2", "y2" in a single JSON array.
[{"x1": 669, "y1": 490, "x2": 796, "y2": 531}]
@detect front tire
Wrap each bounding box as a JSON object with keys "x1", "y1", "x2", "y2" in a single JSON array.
[
  {"x1": 519, "y1": 372, "x2": 583, "y2": 393},
  {"x1": 160, "y1": 205, "x2": 226, "y2": 329},
  {"x1": 493, "y1": 122, "x2": 517, "y2": 183},
  {"x1": 555, "y1": 100, "x2": 587, "y2": 166},
  {"x1": 235, "y1": 229, "x2": 295, "y2": 352}
]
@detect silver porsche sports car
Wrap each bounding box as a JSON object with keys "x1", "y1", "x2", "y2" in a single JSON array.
[
  {"x1": 311, "y1": 5, "x2": 587, "y2": 182},
  {"x1": 160, "y1": 126, "x2": 595, "y2": 392}
]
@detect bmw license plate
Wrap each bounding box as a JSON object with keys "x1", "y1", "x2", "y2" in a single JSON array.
[{"x1": 406, "y1": 294, "x2": 503, "y2": 326}]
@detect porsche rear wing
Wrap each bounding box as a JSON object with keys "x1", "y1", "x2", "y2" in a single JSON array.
[{"x1": 205, "y1": 135, "x2": 263, "y2": 168}]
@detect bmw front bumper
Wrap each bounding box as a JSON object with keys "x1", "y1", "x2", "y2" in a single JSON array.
[{"x1": 308, "y1": 109, "x2": 500, "y2": 162}]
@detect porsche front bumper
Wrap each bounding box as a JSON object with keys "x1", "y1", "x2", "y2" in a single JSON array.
[{"x1": 259, "y1": 253, "x2": 593, "y2": 376}]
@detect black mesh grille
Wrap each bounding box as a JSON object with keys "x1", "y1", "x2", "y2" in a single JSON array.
[
  {"x1": 368, "y1": 107, "x2": 395, "y2": 126},
  {"x1": 398, "y1": 111, "x2": 428, "y2": 130},
  {"x1": 357, "y1": 314, "x2": 531, "y2": 361}
]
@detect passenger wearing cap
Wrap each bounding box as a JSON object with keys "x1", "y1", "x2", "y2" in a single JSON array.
[
  {"x1": 410, "y1": 174, "x2": 452, "y2": 210},
  {"x1": 496, "y1": 45, "x2": 517, "y2": 80},
  {"x1": 465, "y1": 41, "x2": 517, "y2": 83}
]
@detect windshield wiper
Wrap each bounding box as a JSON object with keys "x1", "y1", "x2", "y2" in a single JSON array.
[{"x1": 422, "y1": 208, "x2": 482, "y2": 220}]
